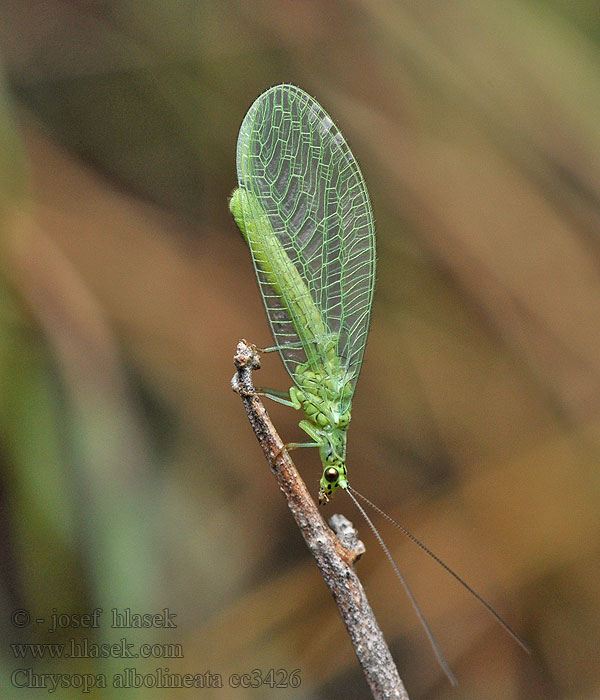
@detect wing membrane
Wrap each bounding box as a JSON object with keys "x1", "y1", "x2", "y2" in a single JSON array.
[{"x1": 236, "y1": 84, "x2": 375, "y2": 411}]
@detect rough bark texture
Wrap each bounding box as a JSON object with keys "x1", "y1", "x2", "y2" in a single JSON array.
[{"x1": 232, "y1": 340, "x2": 409, "y2": 700}]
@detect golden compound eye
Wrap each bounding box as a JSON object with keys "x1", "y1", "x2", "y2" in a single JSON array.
[{"x1": 324, "y1": 467, "x2": 338, "y2": 483}]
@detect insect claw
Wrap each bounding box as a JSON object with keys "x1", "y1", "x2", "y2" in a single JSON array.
[{"x1": 272, "y1": 443, "x2": 285, "y2": 460}]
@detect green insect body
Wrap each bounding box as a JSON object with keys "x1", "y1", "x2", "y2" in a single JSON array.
[
  {"x1": 231, "y1": 187, "x2": 352, "y2": 502},
  {"x1": 230, "y1": 84, "x2": 375, "y2": 504},
  {"x1": 231, "y1": 87, "x2": 528, "y2": 679},
  {"x1": 230, "y1": 187, "x2": 336, "y2": 370}
]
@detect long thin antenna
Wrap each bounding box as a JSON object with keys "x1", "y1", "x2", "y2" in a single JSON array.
[
  {"x1": 348, "y1": 486, "x2": 530, "y2": 654},
  {"x1": 345, "y1": 487, "x2": 458, "y2": 686}
]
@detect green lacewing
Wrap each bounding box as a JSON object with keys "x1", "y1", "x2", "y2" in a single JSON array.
[
  {"x1": 230, "y1": 84, "x2": 374, "y2": 504},
  {"x1": 230, "y1": 84, "x2": 528, "y2": 684}
]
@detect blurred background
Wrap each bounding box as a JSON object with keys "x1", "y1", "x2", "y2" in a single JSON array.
[{"x1": 1, "y1": 1, "x2": 599, "y2": 698}]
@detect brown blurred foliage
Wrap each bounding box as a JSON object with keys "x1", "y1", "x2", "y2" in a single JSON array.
[{"x1": 1, "y1": 1, "x2": 599, "y2": 699}]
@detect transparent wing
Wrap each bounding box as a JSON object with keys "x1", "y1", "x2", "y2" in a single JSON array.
[{"x1": 236, "y1": 84, "x2": 375, "y2": 410}]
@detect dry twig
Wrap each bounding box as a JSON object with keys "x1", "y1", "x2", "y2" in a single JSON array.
[{"x1": 232, "y1": 339, "x2": 409, "y2": 700}]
